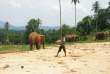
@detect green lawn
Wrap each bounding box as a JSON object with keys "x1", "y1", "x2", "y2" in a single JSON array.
[
  {"x1": 66, "y1": 39, "x2": 110, "y2": 45},
  {"x1": 0, "y1": 39, "x2": 110, "y2": 51},
  {"x1": 0, "y1": 45, "x2": 30, "y2": 51},
  {"x1": 0, "y1": 44, "x2": 49, "y2": 51}
]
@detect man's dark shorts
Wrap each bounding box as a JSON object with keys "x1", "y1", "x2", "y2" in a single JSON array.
[{"x1": 58, "y1": 45, "x2": 66, "y2": 52}]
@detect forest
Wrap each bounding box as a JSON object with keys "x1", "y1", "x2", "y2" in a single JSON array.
[{"x1": 0, "y1": 1, "x2": 110, "y2": 44}]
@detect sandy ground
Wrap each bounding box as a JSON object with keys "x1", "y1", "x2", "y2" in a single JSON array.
[{"x1": 0, "y1": 42, "x2": 110, "y2": 74}]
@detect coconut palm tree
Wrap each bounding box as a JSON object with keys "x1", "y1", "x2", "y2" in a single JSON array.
[
  {"x1": 59, "y1": 0, "x2": 62, "y2": 40},
  {"x1": 4, "y1": 22, "x2": 10, "y2": 41},
  {"x1": 71, "y1": 0, "x2": 80, "y2": 34},
  {"x1": 92, "y1": 1, "x2": 100, "y2": 32},
  {"x1": 82, "y1": 16, "x2": 91, "y2": 35},
  {"x1": 37, "y1": 18, "x2": 42, "y2": 26},
  {"x1": 37, "y1": 18, "x2": 42, "y2": 33}
]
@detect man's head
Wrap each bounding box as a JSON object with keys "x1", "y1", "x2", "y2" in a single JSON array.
[{"x1": 62, "y1": 34, "x2": 65, "y2": 37}]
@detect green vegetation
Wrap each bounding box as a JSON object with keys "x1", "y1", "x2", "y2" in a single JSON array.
[
  {"x1": 0, "y1": 43, "x2": 49, "y2": 51},
  {"x1": 0, "y1": 45, "x2": 30, "y2": 51},
  {"x1": 92, "y1": 1, "x2": 100, "y2": 32},
  {"x1": 66, "y1": 38, "x2": 110, "y2": 45}
]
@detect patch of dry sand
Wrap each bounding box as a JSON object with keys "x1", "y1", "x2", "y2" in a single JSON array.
[{"x1": 0, "y1": 42, "x2": 110, "y2": 74}]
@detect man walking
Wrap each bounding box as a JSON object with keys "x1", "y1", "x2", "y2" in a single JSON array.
[{"x1": 56, "y1": 34, "x2": 66, "y2": 57}]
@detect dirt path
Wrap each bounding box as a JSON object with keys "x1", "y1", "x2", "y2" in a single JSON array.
[{"x1": 0, "y1": 42, "x2": 110, "y2": 74}]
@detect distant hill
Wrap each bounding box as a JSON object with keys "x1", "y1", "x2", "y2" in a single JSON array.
[
  {"x1": 0, "y1": 20, "x2": 26, "y2": 30},
  {"x1": 0, "y1": 20, "x2": 5, "y2": 28},
  {"x1": 0, "y1": 20, "x2": 60, "y2": 31},
  {"x1": 39, "y1": 26, "x2": 60, "y2": 30}
]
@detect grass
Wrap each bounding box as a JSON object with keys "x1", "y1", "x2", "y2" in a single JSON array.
[
  {"x1": 66, "y1": 38, "x2": 110, "y2": 45},
  {"x1": 0, "y1": 38, "x2": 110, "y2": 51},
  {"x1": 0, "y1": 45, "x2": 30, "y2": 51},
  {"x1": 0, "y1": 44, "x2": 49, "y2": 51}
]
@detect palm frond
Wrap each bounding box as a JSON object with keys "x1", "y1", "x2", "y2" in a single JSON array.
[{"x1": 71, "y1": 0, "x2": 80, "y2": 4}]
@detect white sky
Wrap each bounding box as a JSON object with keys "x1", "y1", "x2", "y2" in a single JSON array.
[{"x1": 0, "y1": 0, "x2": 109, "y2": 27}]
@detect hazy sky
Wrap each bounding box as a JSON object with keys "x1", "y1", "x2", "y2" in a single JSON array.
[{"x1": 0, "y1": 0, "x2": 110, "y2": 27}]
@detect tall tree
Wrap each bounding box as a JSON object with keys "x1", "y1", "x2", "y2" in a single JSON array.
[
  {"x1": 92, "y1": 1, "x2": 100, "y2": 32},
  {"x1": 4, "y1": 22, "x2": 10, "y2": 41},
  {"x1": 77, "y1": 16, "x2": 92, "y2": 36},
  {"x1": 37, "y1": 18, "x2": 42, "y2": 25},
  {"x1": 82, "y1": 16, "x2": 91, "y2": 34},
  {"x1": 71, "y1": 0, "x2": 80, "y2": 34},
  {"x1": 37, "y1": 18, "x2": 42, "y2": 33},
  {"x1": 108, "y1": 1, "x2": 110, "y2": 8},
  {"x1": 97, "y1": 2, "x2": 110, "y2": 30},
  {"x1": 25, "y1": 18, "x2": 41, "y2": 44}
]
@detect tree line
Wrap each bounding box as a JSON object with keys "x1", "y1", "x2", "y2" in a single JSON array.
[{"x1": 0, "y1": 1, "x2": 110, "y2": 44}]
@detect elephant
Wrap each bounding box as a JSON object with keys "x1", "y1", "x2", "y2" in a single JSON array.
[
  {"x1": 29, "y1": 32, "x2": 41, "y2": 50},
  {"x1": 65, "y1": 35, "x2": 73, "y2": 42},
  {"x1": 94, "y1": 32, "x2": 106, "y2": 40},
  {"x1": 40, "y1": 35, "x2": 45, "y2": 49},
  {"x1": 76, "y1": 35, "x2": 80, "y2": 41},
  {"x1": 65, "y1": 35, "x2": 80, "y2": 42},
  {"x1": 72, "y1": 35, "x2": 80, "y2": 42},
  {"x1": 105, "y1": 31, "x2": 109, "y2": 38}
]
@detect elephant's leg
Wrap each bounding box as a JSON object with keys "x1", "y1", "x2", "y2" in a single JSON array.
[
  {"x1": 69, "y1": 39, "x2": 71, "y2": 42},
  {"x1": 35, "y1": 43, "x2": 38, "y2": 50},
  {"x1": 38, "y1": 43, "x2": 40, "y2": 49},
  {"x1": 75, "y1": 39, "x2": 76, "y2": 42},
  {"x1": 42, "y1": 42, "x2": 44, "y2": 49},
  {"x1": 36, "y1": 43, "x2": 40, "y2": 50},
  {"x1": 30, "y1": 43, "x2": 33, "y2": 51},
  {"x1": 73, "y1": 38, "x2": 75, "y2": 42},
  {"x1": 67, "y1": 39, "x2": 68, "y2": 42}
]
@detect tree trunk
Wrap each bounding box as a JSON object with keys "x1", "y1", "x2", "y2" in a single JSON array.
[
  {"x1": 59, "y1": 0, "x2": 62, "y2": 41},
  {"x1": 7, "y1": 29, "x2": 8, "y2": 40},
  {"x1": 75, "y1": 4, "x2": 76, "y2": 34},
  {"x1": 96, "y1": 14, "x2": 98, "y2": 32}
]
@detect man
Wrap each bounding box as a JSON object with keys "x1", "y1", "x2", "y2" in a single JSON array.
[{"x1": 56, "y1": 34, "x2": 66, "y2": 57}]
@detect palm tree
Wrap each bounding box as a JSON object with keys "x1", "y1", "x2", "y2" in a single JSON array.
[
  {"x1": 82, "y1": 16, "x2": 91, "y2": 35},
  {"x1": 71, "y1": 0, "x2": 80, "y2": 34},
  {"x1": 92, "y1": 1, "x2": 100, "y2": 32},
  {"x1": 109, "y1": 1, "x2": 110, "y2": 7},
  {"x1": 37, "y1": 18, "x2": 42, "y2": 33},
  {"x1": 4, "y1": 22, "x2": 10, "y2": 41},
  {"x1": 37, "y1": 18, "x2": 42, "y2": 26},
  {"x1": 59, "y1": 0, "x2": 62, "y2": 40}
]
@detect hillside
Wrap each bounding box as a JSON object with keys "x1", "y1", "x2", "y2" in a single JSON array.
[{"x1": 0, "y1": 20, "x2": 60, "y2": 31}]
